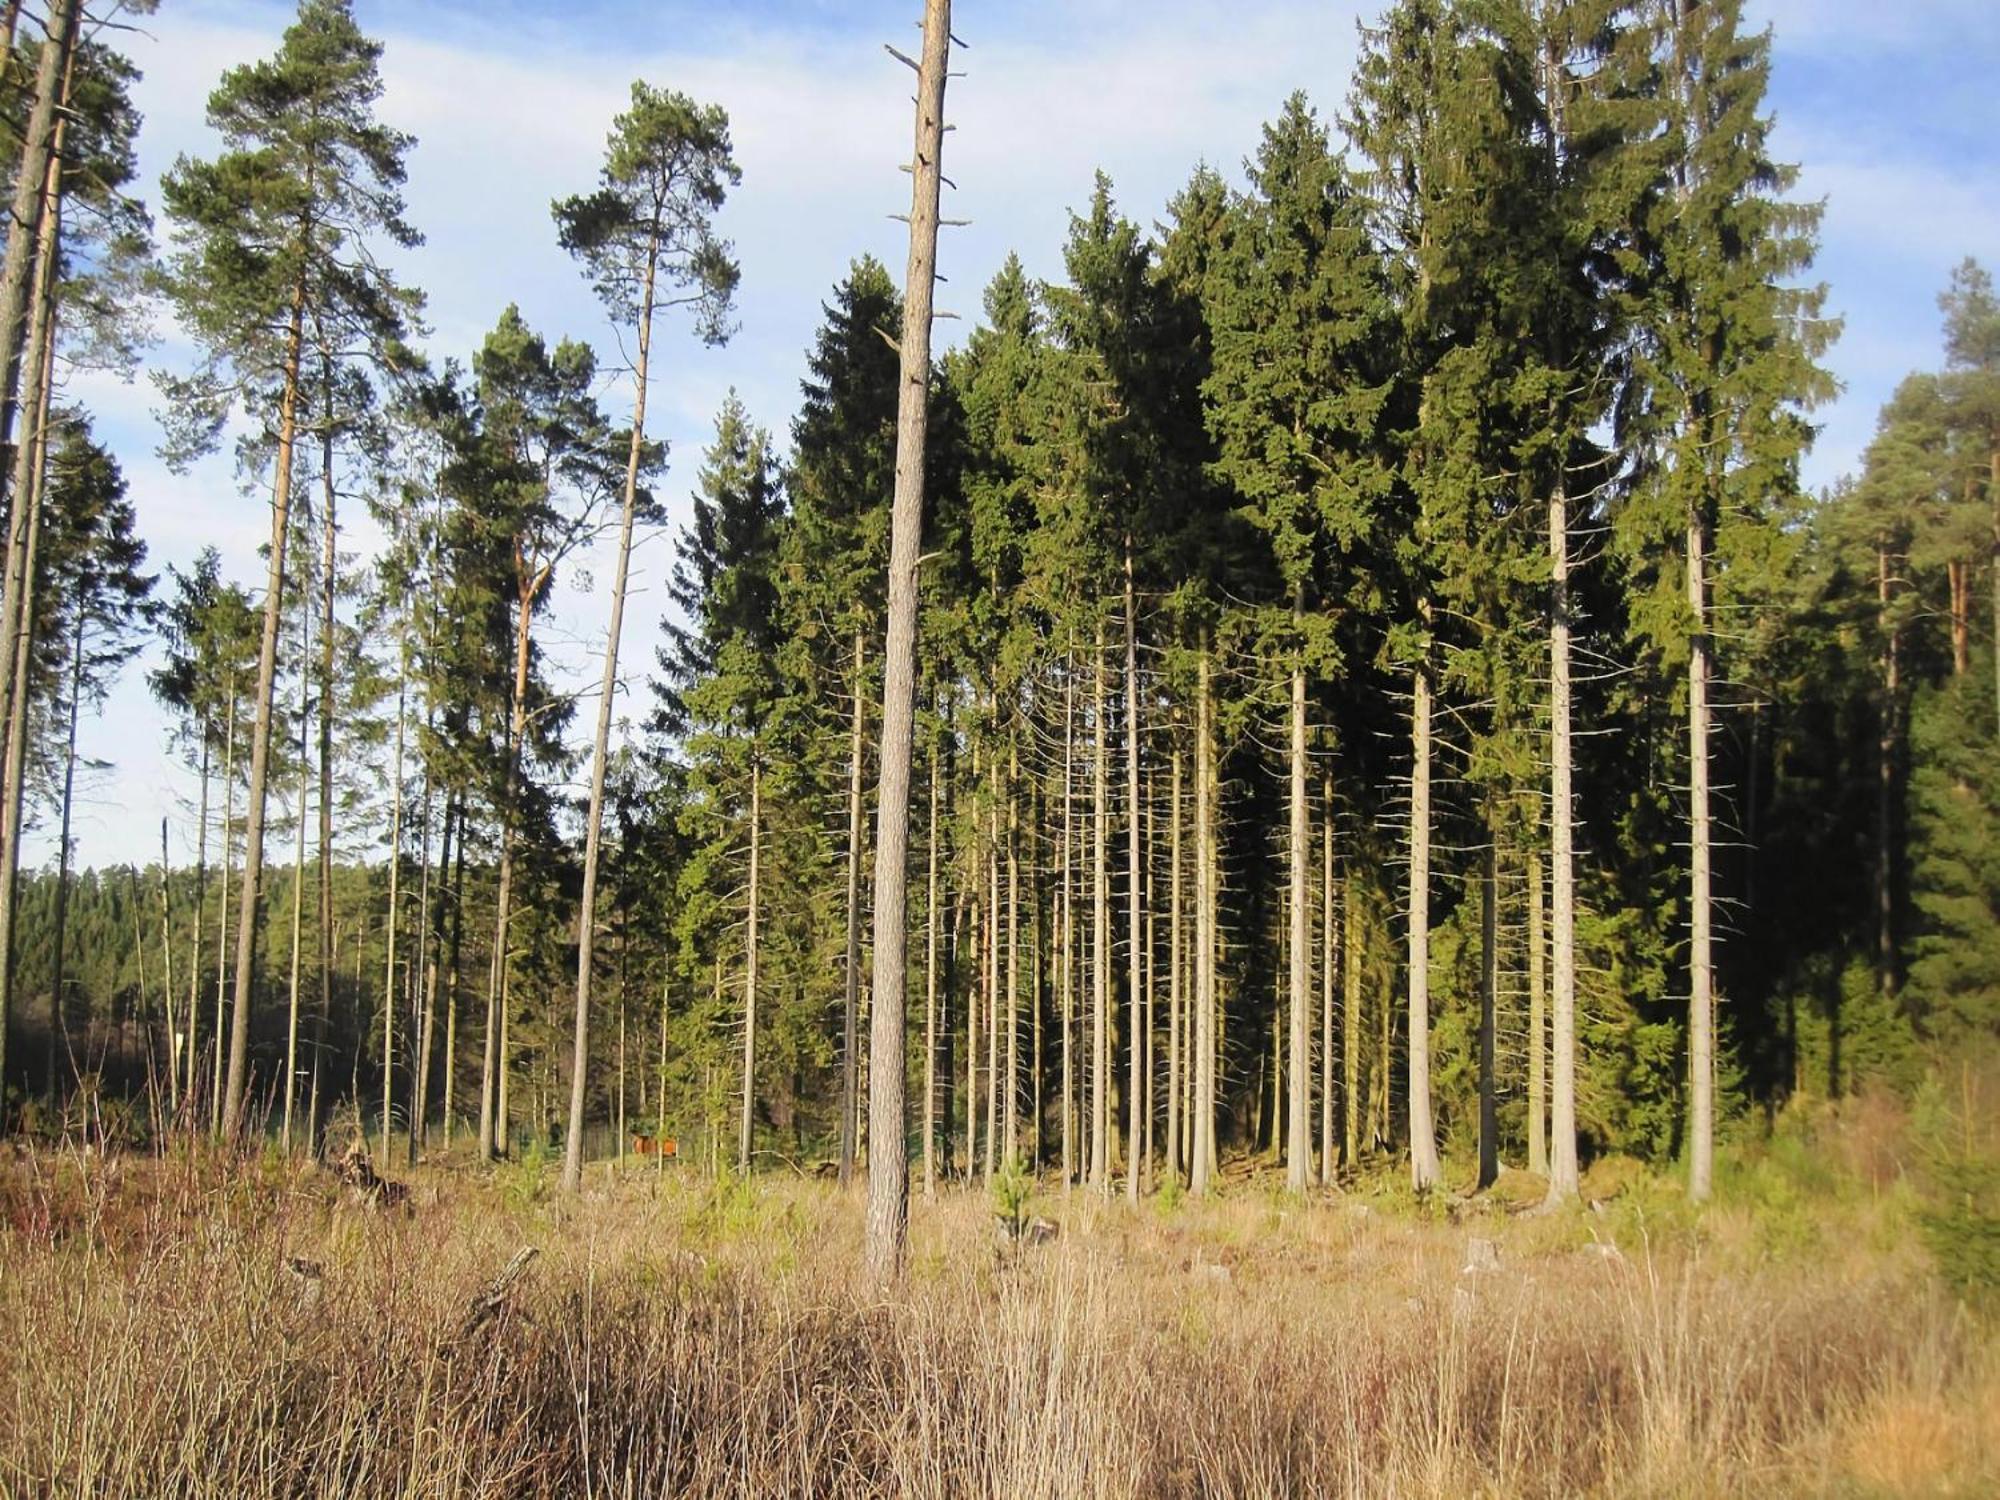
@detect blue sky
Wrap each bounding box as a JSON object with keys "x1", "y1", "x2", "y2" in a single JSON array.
[{"x1": 49, "y1": 0, "x2": 2000, "y2": 870}]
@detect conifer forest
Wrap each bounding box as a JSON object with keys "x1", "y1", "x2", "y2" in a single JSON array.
[{"x1": 0, "y1": 2, "x2": 1996, "y2": 1495}]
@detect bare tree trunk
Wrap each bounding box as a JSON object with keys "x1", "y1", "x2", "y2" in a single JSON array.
[
  {"x1": 1060, "y1": 664, "x2": 1076, "y2": 1186},
  {"x1": 46, "y1": 612, "x2": 86, "y2": 1093},
  {"x1": 1091, "y1": 626, "x2": 1110, "y2": 1193},
  {"x1": 160, "y1": 821, "x2": 179, "y2": 1112},
  {"x1": 923, "y1": 727, "x2": 939, "y2": 1194},
  {"x1": 862, "y1": 0, "x2": 950, "y2": 1285},
  {"x1": 214, "y1": 685, "x2": 236, "y2": 1131},
  {"x1": 1287, "y1": 608, "x2": 1310, "y2": 1192},
  {"x1": 1875, "y1": 542, "x2": 1898, "y2": 1012},
  {"x1": 1006, "y1": 737, "x2": 1020, "y2": 1160},
  {"x1": 0, "y1": 0, "x2": 77, "y2": 473},
  {"x1": 1527, "y1": 848, "x2": 1547, "y2": 1177},
  {"x1": 283, "y1": 591, "x2": 310, "y2": 1151},
  {"x1": 739, "y1": 755, "x2": 760, "y2": 1174},
  {"x1": 219, "y1": 271, "x2": 309, "y2": 1141},
  {"x1": 1546, "y1": 474, "x2": 1580, "y2": 1204},
  {"x1": 186, "y1": 738, "x2": 210, "y2": 1107},
  {"x1": 443, "y1": 811, "x2": 464, "y2": 1151},
  {"x1": 380, "y1": 655, "x2": 406, "y2": 1159},
  {"x1": 984, "y1": 796, "x2": 998, "y2": 1177},
  {"x1": 840, "y1": 627, "x2": 867, "y2": 1186},
  {"x1": 1689, "y1": 508, "x2": 1715, "y2": 1199},
  {"x1": 1343, "y1": 868, "x2": 1360, "y2": 1168},
  {"x1": 409, "y1": 776, "x2": 439, "y2": 1166},
  {"x1": 1193, "y1": 639, "x2": 1218, "y2": 1194},
  {"x1": 1167, "y1": 744, "x2": 1183, "y2": 1185},
  {"x1": 1319, "y1": 775, "x2": 1334, "y2": 1185},
  {"x1": 561, "y1": 247, "x2": 659, "y2": 1194},
  {"x1": 1408, "y1": 651, "x2": 1440, "y2": 1192},
  {"x1": 1117, "y1": 547, "x2": 1140, "y2": 1201},
  {"x1": 0, "y1": 107, "x2": 65, "y2": 1092},
  {"x1": 1478, "y1": 823, "x2": 1498, "y2": 1190}
]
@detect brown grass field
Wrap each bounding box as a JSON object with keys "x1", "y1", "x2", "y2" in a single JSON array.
[{"x1": 0, "y1": 1116, "x2": 1994, "y2": 1498}]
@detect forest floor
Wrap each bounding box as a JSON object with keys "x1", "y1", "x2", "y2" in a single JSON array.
[{"x1": 0, "y1": 1102, "x2": 1994, "y2": 1498}]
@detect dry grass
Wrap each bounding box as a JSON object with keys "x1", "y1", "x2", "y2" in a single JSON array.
[{"x1": 0, "y1": 1144, "x2": 1992, "y2": 1498}]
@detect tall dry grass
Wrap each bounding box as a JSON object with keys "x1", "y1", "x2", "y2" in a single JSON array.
[{"x1": 0, "y1": 1145, "x2": 1991, "y2": 1498}]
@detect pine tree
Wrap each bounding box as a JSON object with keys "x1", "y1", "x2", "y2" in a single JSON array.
[
  {"x1": 554, "y1": 81, "x2": 739, "y2": 1192},
  {"x1": 158, "y1": 0, "x2": 421, "y2": 1139}
]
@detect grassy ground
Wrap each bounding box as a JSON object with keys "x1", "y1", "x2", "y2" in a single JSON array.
[{"x1": 0, "y1": 1111, "x2": 1994, "y2": 1497}]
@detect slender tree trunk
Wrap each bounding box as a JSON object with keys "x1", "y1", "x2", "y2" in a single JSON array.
[
  {"x1": 45, "y1": 613, "x2": 85, "y2": 1094},
  {"x1": 1528, "y1": 849, "x2": 1547, "y2": 1177},
  {"x1": 409, "y1": 776, "x2": 439, "y2": 1166},
  {"x1": 315, "y1": 426, "x2": 337, "y2": 1152},
  {"x1": 1408, "y1": 652, "x2": 1440, "y2": 1191},
  {"x1": 159, "y1": 821, "x2": 178, "y2": 1112},
  {"x1": 214, "y1": 685, "x2": 235, "y2": 1131},
  {"x1": 984, "y1": 796, "x2": 998, "y2": 1177},
  {"x1": 1546, "y1": 474, "x2": 1580, "y2": 1204},
  {"x1": 1167, "y1": 744, "x2": 1183, "y2": 1184},
  {"x1": 186, "y1": 738, "x2": 210, "y2": 1108},
  {"x1": 0, "y1": 0, "x2": 77, "y2": 476},
  {"x1": 739, "y1": 754, "x2": 760, "y2": 1174},
  {"x1": 0, "y1": 117, "x2": 64, "y2": 1094},
  {"x1": 1286, "y1": 608, "x2": 1310, "y2": 1192},
  {"x1": 1091, "y1": 626, "x2": 1110, "y2": 1193},
  {"x1": 283, "y1": 592, "x2": 310, "y2": 1151},
  {"x1": 1689, "y1": 508, "x2": 1715, "y2": 1199},
  {"x1": 1059, "y1": 664, "x2": 1075, "y2": 1185},
  {"x1": 841, "y1": 627, "x2": 867, "y2": 1185},
  {"x1": 443, "y1": 809, "x2": 464, "y2": 1152},
  {"x1": 220, "y1": 273, "x2": 310, "y2": 1141},
  {"x1": 561, "y1": 246, "x2": 660, "y2": 1194},
  {"x1": 923, "y1": 727, "x2": 939, "y2": 1194},
  {"x1": 862, "y1": 0, "x2": 949, "y2": 1285},
  {"x1": 1193, "y1": 639, "x2": 1217, "y2": 1194},
  {"x1": 1319, "y1": 776, "x2": 1334, "y2": 1185},
  {"x1": 380, "y1": 656, "x2": 406, "y2": 1159},
  {"x1": 1343, "y1": 867, "x2": 1360, "y2": 1167},
  {"x1": 1124, "y1": 545, "x2": 1144, "y2": 1201},
  {"x1": 1478, "y1": 823, "x2": 1499, "y2": 1190},
  {"x1": 1006, "y1": 737, "x2": 1020, "y2": 1160},
  {"x1": 1875, "y1": 543, "x2": 1898, "y2": 1012}
]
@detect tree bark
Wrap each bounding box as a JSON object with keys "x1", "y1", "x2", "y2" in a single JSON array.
[
  {"x1": 840, "y1": 628, "x2": 867, "y2": 1185},
  {"x1": 739, "y1": 754, "x2": 760, "y2": 1174},
  {"x1": 1060, "y1": 663, "x2": 1076, "y2": 1185},
  {"x1": 1528, "y1": 848, "x2": 1547, "y2": 1177},
  {"x1": 862, "y1": 0, "x2": 949, "y2": 1286},
  {"x1": 1167, "y1": 743, "x2": 1183, "y2": 1185},
  {"x1": 1319, "y1": 775, "x2": 1335, "y2": 1184},
  {"x1": 1125, "y1": 544, "x2": 1144, "y2": 1201},
  {"x1": 1546, "y1": 475, "x2": 1580, "y2": 1204},
  {"x1": 923, "y1": 725, "x2": 939, "y2": 1194},
  {"x1": 1193, "y1": 638, "x2": 1218, "y2": 1194},
  {"x1": 1342, "y1": 867, "x2": 1360, "y2": 1168},
  {"x1": 1287, "y1": 611, "x2": 1310, "y2": 1192},
  {"x1": 283, "y1": 591, "x2": 310, "y2": 1151},
  {"x1": 1408, "y1": 652, "x2": 1440, "y2": 1192},
  {"x1": 220, "y1": 273, "x2": 310, "y2": 1141},
  {"x1": 561, "y1": 244, "x2": 659, "y2": 1194},
  {"x1": 1091, "y1": 626, "x2": 1110, "y2": 1193},
  {"x1": 380, "y1": 652, "x2": 406, "y2": 1159},
  {"x1": 1478, "y1": 823, "x2": 1498, "y2": 1190},
  {"x1": 1689, "y1": 508, "x2": 1715, "y2": 1199}
]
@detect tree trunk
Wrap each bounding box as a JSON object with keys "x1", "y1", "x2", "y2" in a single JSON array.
[
  {"x1": 1167, "y1": 743, "x2": 1183, "y2": 1185},
  {"x1": 1689, "y1": 508, "x2": 1715, "y2": 1199},
  {"x1": 739, "y1": 754, "x2": 760, "y2": 1174},
  {"x1": 1060, "y1": 662, "x2": 1076, "y2": 1186},
  {"x1": 1343, "y1": 868, "x2": 1360, "y2": 1168},
  {"x1": 283, "y1": 592, "x2": 309, "y2": 1151},
  {"x1": 923, "y1": 725, "x2": 939, "y2": 1194},
  {"x1": 1091, "y1": 626, "x2": 1110, "y2": 1193},
  {"x1": 1193, "y1": 638, "x2": 1218, "y2": 1194},
  {"x1": 220, "y1": 272, "x2": 310, "y2": 1141},
  {"x1": 186, "y1": 737, "x2": 210, "y2": 1108},
  {"x1": 0, "y1": 0, "x2": 76, "y2": 475},
  {"x1": 315, "y1": 420, "x2": 337, "y2": 1152},
  {"x1": 1006, "y1": 737, "x2": 1021, "y2": 1161},
  {"x1": 1286, "y1": 610, "x2": 1310, "y2": 1192},
  {"x1": 45, "y1": 611, "x2": 85, "y2": 1094},
  {"x1": 1546, "y1": 474, "x2": 1580, "y2": 1204},
  {"x1": 1319, "y1": 775, "x2": 1334, "y2": 1185},
  {"x1": 561, "y1": 245, "x2": 659, "y2": 1194},
  {"x1": 862, "y1": 0, "x2": 949, "y2": 1286},
  {"x1": 0, "y1": 107, "x2": 65, "y2": 1094},
  {"x1": 159, "y1": 821, "x2": 179, "y2": 1112},
  {"x1": 214, "y1": 683, "x2": 235, "y2": 1131},
  {"x1": 1408, "y1": 653, "x2": 1440, "y2": 1192},
  {"x1": 1124, "y1": 544, "x2": 1144, "y2": 1201},
  {"x1": 1527, "y1": 849, "x2": 1547, "y2": 1177},
  {"x1": 1478, "y1": 823, "x2": 1498, "y2": 1190},
  {"x1": 380, "y1": 653, "x2": 406, "y2": 1159},
  {"x1": 840, "y1": 627, "x2": 867, "y2": 1186},
  {"x1": 1875, "y1": 542, "x2": 1897, "y2": 1012}
]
